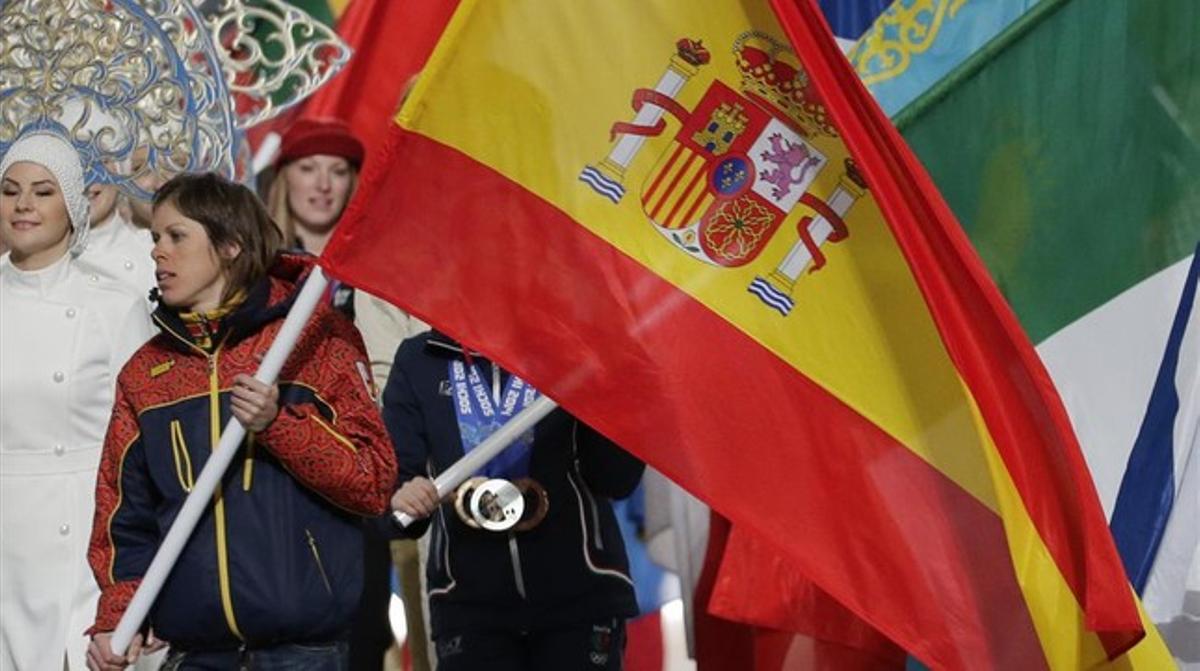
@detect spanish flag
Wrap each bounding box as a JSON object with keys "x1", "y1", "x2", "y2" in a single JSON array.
[{"x1": 322, "y1": 1, "x2": 1169, "y2": 667}]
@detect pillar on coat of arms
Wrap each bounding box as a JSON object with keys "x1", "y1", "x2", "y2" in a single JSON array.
[
  {"x1": 749, "y1": 159, "x2": 868, "y2": 316},
  {"x1": 579, "y1": 39, "x2": 710, "y2": 203}
]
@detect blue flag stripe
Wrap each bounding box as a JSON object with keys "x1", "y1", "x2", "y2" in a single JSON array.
[
  {"x1": 1110, "y1": 243, "x2": 1200, "y2": 594},
  {"x1": 817, "y1": 0, "x2": 891, "y2": 39}
]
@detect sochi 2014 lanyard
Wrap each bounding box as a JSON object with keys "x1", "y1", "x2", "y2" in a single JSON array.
[{"x1": 449, "y1": 359, "x2": 539, "y2": 479}]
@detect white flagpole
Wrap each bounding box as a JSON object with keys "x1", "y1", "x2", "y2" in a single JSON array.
[
  {"x1": 391, "y1": 395, "x2": 559, "y2": 528},
  {"x1": 109, "y1": 267, "x2": 331, "y2": 656},
  {"x1": 251, "y1": 132, "x2": 282, "y2": 175}
]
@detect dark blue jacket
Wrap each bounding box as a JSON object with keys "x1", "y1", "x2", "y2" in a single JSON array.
[
  {"x1": 89, "y1": 255, "x2": 397, "y2": 650},
  {"x1": 382, "y1": 332, "x2": 643, "y2": 637}
]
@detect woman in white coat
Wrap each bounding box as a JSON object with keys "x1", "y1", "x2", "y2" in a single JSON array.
[{"x1": 0, "y1": 133, "x2": 155, "y2": 671}]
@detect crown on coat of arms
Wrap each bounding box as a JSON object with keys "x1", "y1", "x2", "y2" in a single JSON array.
[
  {"x1": 676, "y1": 38, "x2": 713, "y2": 67},
  {"x1": 733, "y1": 31, "x2": 837, "y2": 138}
]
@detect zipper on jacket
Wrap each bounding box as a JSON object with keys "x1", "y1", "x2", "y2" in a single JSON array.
[
  {"x1": 151, "y1": 316, "x2": 244, "y2": 638},
  {"x1": 305, "y1": 529, "x2": 334, "y2": 595},
  {"x1": 565, "y1": 465, "x2": 636, "y2": 588},
  {"x1": 242, "y1": 433, "x2": 255, "y2": 491},
  {"x1": 207, "y1": 346, "x2": 244, "y2": 640},
  {"x1": 570, "y1": 466, "x2": 605, "y2": 551},
  {"x1": 507, "y1": 533, "x2": 527, "y2": 599},
  {"x1": 571, "y1": 422, "x2": 604, "y2": 550},
  {"x1": 308, "y1": 414, "x2": 358, "y2": 453},
  {"x1": 170, "y1": 420, "x2": 195, "y2": 492}
]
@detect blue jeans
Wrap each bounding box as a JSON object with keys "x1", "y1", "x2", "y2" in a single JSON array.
[{"x1": 161, "y1": 641, "x2": 348, "y2": 670}]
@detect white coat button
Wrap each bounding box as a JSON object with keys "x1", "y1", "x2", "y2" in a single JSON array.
[
  {"x1": 65, "y1": 307, "x2": 77, "y2": 318},
  {"x1": 53, "y1": 444, "x2": 65, "y2": 456},
  {"x1": 58, "y1": 524, "x2": 70, "y2": 536},
  {"x1": 52, "y1": 371, "x2": 65, "y2": 383},
  {"x1": 88, "y1": 274, "x2": 99, "y2": 283},
  {"x1": 124, "y1": 260, "x2": 134, "y2": 270}
]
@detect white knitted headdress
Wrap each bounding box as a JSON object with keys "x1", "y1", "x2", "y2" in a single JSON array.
[{"x1": 0, "y1": 132, "x2": 91, "y2": 256}]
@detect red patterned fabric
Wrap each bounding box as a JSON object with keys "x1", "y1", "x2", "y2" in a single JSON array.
[{"x1": 87, "y1": 580, "x2": 140, "y2": 635}]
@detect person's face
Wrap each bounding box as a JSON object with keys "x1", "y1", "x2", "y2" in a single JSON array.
[
  {"x1": 283, "y1": 155, "x2": 355, "y2": 230},
  {"x1": 87, "y1": 182, "x2": 120, "y2": 227},
  {"x1": 0, "y1": 162, "x2": 73, "y2": 269},
  {"x1": 128, "y1": 146, "x2": 164, "y2": 229},
  {"x1": 151, "y1": 201, "x2": 238, "y2": 313}
]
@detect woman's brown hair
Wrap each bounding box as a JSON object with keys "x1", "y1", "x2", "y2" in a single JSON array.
[{"x1": 155, "y1": 172, "x2": 283, "y2": 304}]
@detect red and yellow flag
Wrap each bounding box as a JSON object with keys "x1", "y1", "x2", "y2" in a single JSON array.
[{"x1": 323, "y1": 1, "x2": 1169, "y2": 667}]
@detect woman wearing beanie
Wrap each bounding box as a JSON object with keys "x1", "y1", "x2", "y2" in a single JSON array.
[
  {"x1": 85, "y1": 172, "x2": 397, "y2": 670},
  {"x1": 267, "y1": 119, "x2": 361, "y2": 247},
  {"x1": 266, "y1": 118, "x2": 364, "y2": 321},
  {"x1": 0, "y1": 132, "x2": 155, "y2": 670}
]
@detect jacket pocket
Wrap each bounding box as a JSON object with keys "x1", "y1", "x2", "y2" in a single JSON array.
[
  {"x1": 170, "y1": 420, "x2": 195, "y2": 493},
  {"x1": 304, "y1": 528, "x2": 334, "y2": 596}
]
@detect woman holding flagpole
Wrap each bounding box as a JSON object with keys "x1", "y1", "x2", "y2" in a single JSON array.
[
  {"x1": 0, "y1": 0, "x2": 361, "y2": 665},
  {"x1": 85, "y1": 172, "x2": 397, "y2": 670}
]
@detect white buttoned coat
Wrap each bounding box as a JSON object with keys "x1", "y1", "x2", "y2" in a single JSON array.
[
  {"x1": 0, "y1": 252, "x2": 154, "y2": 671},
  {"x1": 77, "y1": 211, "x2": 156, "y2": 303}
]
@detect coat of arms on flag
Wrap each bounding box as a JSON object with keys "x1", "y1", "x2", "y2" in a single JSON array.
[{"x1": 579, "y1": 31, "x2": 868, "y2": 316}]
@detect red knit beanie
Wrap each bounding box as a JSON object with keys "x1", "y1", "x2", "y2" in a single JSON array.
[{"x1": 276, "y1": 117, "x2": 365, "y2": 168}]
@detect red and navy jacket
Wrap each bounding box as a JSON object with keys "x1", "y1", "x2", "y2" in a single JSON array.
[{"x1": 87, "y1": 253, "x2": 397, "y2": 651}]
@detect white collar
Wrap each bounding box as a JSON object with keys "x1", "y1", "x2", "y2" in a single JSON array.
[
  {"x1": 84, "y1": 210, "x2": 128, "y2": 251},
  {"x1": 0, "y1": 251, "x2": 73, "y2": 298}
]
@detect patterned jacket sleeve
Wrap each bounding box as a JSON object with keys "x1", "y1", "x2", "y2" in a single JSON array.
[
  {"x1": 88, "y1": 376, "x2": 159, "y2": 634},
  {"x1": 257, "y1": 315, "x2": 397, "y2": 515}
]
